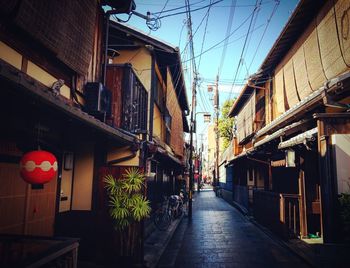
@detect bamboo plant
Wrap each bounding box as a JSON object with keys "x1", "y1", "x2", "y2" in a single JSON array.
[
  {"x1": 103, "y1": 167, "x2": 151, "y2": 229},
  {"x1": 103, "y1": 168, "x2": 151, "y2": 263}
]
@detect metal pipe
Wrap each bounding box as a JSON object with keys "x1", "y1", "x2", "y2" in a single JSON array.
[{"x1": 103, "y1": 12, "x2": 111, "y2": 86}]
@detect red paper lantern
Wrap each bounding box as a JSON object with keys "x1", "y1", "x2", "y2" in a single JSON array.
[{"x1": 20, "y1": 150, "x2": 58, "y2": 185}]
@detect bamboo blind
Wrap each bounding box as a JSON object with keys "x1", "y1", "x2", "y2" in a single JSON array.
[
  {"x1": 303, "y1": 28, "x2": 326, "y2": 91},
  {"x1": 166, "y1": 69, "x2": 184, "y2": 158},
  {"x1": 274, "y1": 69, "x2": 285, "y2": 116},
  {"x1": 284, "y1": 60, "x2": 300, "y2": 107},
  {"x1": 14, "y1": 0, "x2": 96, "y2": 75},
  {"x1": 335, "y1": 0, "x2": 350, "y2": 66},
  {"x1": 293, "y1": 46, "x2": 312, "y2": 99},
  {"x1": 236, "y1": 92, "x2": 255, "y2": 143},
  {"x1": 317, "y1": 2, "x2": 347, "y2": 79},
  {"x1": 271, "y1": 0, "x2": 350, "y2": 122}
]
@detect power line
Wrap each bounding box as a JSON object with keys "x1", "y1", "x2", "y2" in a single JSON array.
[
  {"x1": 247, "y1": 0, "x2": 280, "y2": 71},
  {"x1": 241, "y1": 0, "x2": 262, "y2": 76},
  {"x1": 152, "y1": 0, "x2": 206, "y2": 15},
  {"x1": 218, "y1": 0, "x2": 237, "y2": 77},
  {"x1": 158, "y1": 0, "x2": 223, "y2": 19},
  {"x1": 197, "y1": 0, "x2": 213, "y2": 72},
  {"x1": 228, "y1": 0, "x2": 260, "y2": 100}
]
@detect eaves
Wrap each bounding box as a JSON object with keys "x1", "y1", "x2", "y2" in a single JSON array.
[{"x1": 0, "y1": 59, "x2": 137, "y2": 146}]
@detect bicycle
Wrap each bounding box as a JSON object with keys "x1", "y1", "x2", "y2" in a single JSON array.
[{"x1": 153, "y1": 195, "x2": 184, "y2": 231}]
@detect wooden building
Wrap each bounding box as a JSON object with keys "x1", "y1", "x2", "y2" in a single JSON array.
[
  {"x1": 227, "y1": 0, "x2": 350, "y2": 244},
  {"x1": 0, "y1": 0, "x2": 188, "y2": 266},
  {"x1": 106, "y1": 21, "x2": 190, "y2": 213}
]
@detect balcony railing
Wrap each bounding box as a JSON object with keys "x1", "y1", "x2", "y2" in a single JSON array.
[
  {"x1": 253, "y1": 190, "x2": 300, "y2": 239},
  {"x1": 279, "y1": 193, "x2": 300, "y2": 238},
  {"x1": 0, "y1": 235, "x2": 79, "y2": 267},
  {"x1": 106, "y1": 65, "x2": 148, "y2": 134}
]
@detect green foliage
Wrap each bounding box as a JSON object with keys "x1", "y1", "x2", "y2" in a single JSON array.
[
  {"x1": 339, "y1": 193, "x2": 350, "y2": 241},
  {"x1": 103, "y1": 168, "x2": 151, "y2": 230},
  {"x1": 218, "y1": 99, "x2": 235, "y2": 149}
]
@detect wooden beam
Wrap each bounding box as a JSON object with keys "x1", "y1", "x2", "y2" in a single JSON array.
[{"x1": 298, "y1": 169, "x2": 308, "y2": 238}]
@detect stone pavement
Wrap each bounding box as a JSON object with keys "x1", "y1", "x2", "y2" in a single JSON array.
[{"x1": 157, "y1": 190, "x2": 310, "y2": 268}]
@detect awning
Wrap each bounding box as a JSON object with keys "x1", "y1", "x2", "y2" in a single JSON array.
[
  {"x1": 148, "y1": 140, "x2": 184, "y2": 167},
  {"x1": 156, "y1": 146, "x2": 183, "y2": 166},
  {"x1": 278, "y1": 127, "x2": 317, "y2": 149},
  {"x1": 227, "y1": 151, "x2": 247, "y2": 165},
  {"x1": 253, "y1": 120, "x2": 306, "y2": 149},
  {"x1": 0, "y1": 59, "x2": 137, "y2": 146}
]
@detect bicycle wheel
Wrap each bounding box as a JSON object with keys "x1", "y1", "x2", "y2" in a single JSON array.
[
  {"x1": 175, "y1": 203, "x2": 183, "y2": 218},
  {"x1": 154, "y1": 211, "x2": 171, "y2": 231}
]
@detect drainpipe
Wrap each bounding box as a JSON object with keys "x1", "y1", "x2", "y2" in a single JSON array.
[
  {"x1": 148, "y1": 48, "x2": 156, "y2": 142},
  {"x1": 103, "y1": 11, "x2": 111, "y2": 86}
]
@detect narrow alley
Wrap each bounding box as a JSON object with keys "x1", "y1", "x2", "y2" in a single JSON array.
[{"x1": 158, "y1": 190, "x2": 310, "y2": 268}]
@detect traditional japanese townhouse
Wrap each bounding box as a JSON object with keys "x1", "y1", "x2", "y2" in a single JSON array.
[
  {"x1": 227, "y1": 0, "x2": 350, "y2": 245},
  {"x1": 105, "y1": 21, "x2": 190, "y2": 218},
  {"x1": 0, "y1": 0, "x2": 145, "y2": 266}
]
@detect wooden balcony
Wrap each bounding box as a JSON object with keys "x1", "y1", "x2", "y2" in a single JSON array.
[{"x1": 106, "y1": 64, "x2": 148, "y2": 134}]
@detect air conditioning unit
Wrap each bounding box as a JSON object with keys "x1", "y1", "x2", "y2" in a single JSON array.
[{"x1": 84, "y1": 82, "x2": 111, "y2": 118}]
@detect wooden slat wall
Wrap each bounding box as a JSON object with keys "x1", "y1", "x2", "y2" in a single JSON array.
[
  {"x1": 0, "y1": 162, "x2": 57, "y2": 236},
  {"x1": 0, "y1": 163, "x2": 27, "y2": 234}
]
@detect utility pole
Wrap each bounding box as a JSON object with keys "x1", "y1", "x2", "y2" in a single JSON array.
[
  {"x1": 214, "y1": 75, "x2": 219, "y2": 189},
  {"x1": 198, "y1": 134, "x2": 204, "y2": 193},
  {"x1": 186, "y1": 0, "x2": 197, "y2": 220},
  {"x1": 188, "y1": 75, "x2": 196, "y2": 219}
]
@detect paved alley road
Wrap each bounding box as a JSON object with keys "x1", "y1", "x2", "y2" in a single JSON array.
[{"x1": 158, "y1": 190, "x2": 310, "y2": 268}]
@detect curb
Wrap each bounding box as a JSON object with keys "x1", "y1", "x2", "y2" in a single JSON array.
[{"x1": 143, "y1": 215, "x2": 184, "y2": 268}]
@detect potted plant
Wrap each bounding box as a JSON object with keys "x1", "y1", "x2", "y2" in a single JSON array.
[{"x1": 103, "y1": 167, "x2": 151, "y2": 264}]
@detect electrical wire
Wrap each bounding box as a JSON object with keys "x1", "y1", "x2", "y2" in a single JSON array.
[
  {"x1": 247, "y1": 0, "x2": 280, "y2": 71},
  {"x1": 241, "y1": 0, "x2": 262, "y2": 67},
  {"x1": 218, "y1": 0, "x2": 237, "y2": 77},
  {"x1": 159, "y1": 0, "x2": 223, "y2": 19},
  {"x1": 197, "y1": 0, "x2": 212, "y2": 71},
  {"x1": 228, "y1": 0, "x2": 260, "y2": 101},
  {"x1": 152, "y1": 0, "x2": 206, "y2": 15}
]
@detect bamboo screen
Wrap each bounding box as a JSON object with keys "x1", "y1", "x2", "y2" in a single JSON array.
[
  {"x1": 271, "y1": 0, "x2": 350, "y2": 121},
  {"x1": 317, "y1": 1, "x2": 348, "y2": 79},
  {"x1": 13, "y1": 0, "x2": 96, "y2": 75},
  {"x1": 166, "y1": 69, "x2": 184, "y2": 158},
  {"x1": 236, "y1": 91, "x2": 255, "y2": 143},
  {"x1": 335, "y1": 0, "x2": 350, "y2": 66},
  {"x1": 293, "y1": 46, "x2": 312, "y2": 99},
  {"x1": 274, "y1": 69, "x2": 285, "y2": 116},
  {"x1": 303, "y1": 28, "x2": 327, "y2": 91},
  {"x1": 284, "y1": 60, "x2": 300, "y2": 107}
]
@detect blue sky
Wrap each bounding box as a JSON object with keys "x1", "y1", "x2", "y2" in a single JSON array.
[{"x1": 115, "y1": 0, "x2": 299, "y2": 135}]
